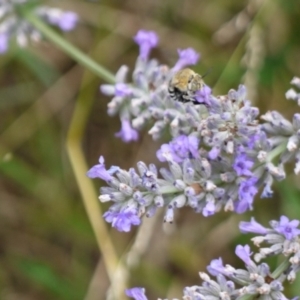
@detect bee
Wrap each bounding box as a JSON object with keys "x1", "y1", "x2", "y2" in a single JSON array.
[{"x1": 168, "y1": 68, "x2": 205, "y2": 103}]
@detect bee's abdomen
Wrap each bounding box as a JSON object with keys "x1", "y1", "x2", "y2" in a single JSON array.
[{"x1": 168, "y1": 86, "x2": 191, "y2": 103}]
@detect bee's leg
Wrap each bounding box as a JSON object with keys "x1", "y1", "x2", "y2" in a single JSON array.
[
  {"x1": 190, "y1": 97, "x2": 209, "y2": 107},
  {"x1": 181, "y1": 94, "x2": 192, "y2": 103}
]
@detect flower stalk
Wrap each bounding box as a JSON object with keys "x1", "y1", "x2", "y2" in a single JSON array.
[{"x1": 21, "y1": 8, "x2": 115, "y2": 83}]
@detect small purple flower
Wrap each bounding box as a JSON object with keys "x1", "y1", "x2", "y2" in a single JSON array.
[
  {"x1": 247, "y1": 132, "x2": 261, "y2": 149},
  {"x1": 156, "y1": 143, "x2": 174, "y2": 162},
  {"x1": 115, "y1": 119, "x2": 139, "y2": 142},
  {"x1": 203, "y1": 201, "x2": 216, "y2": 217},
  {"x1": 87, "y1": 156, "x2": 119, "y2": 182},
  {"x1": 47, "y1": 10, "x2": 78, "y2": 31},
  {"x1": 233, "y1": 153, "x2": 254, "y2": 176},
  {"x1": 274, "y1": 215, "x2": 300, "y2": 240},
  {"x1": 260, "y1": 263, "x2": 271, "y2": 277},
  {"x1": 115, "y1": 83, "x2": 132, "y2": 97},
  {"x1": 235, "y1": 244, "x2": 253, "y2": 266},
  {"x1": 195, "y1": 85, "x2": 212, "y2": 105},
  {"x1": 239, "y1": 217, "x2": 268, "y2": 235},
  {"x1": 133, "y1": 30, "x2": 158, "y2": 60},
  {"x1": 104, "y1": 209, "x2": 141, "y2": 232},
  {"x1": 125, "y1": 287, "x2": 148, "y2": 300},
  {"x1": 0, "y1": 33, "x2": 9, "y2": 54},
  {"x1": 172, "y1": 135, "x2": 199, "y2": 160},
  {"x1": 207, "y1": 258, "x2": 230, "y2": 277},
  {"x1": 261, "y1": 183, "x2": 273, "y2": 198},
  {"x1": 172, "y1": 48, "x2": 200, "y2": 72},
  {"x1": 57, "y1": 11, "x2": 78, "y2": 31},
  {"x1": 157, "y1": 135, "x2": 199, "y2": 163},
  {"x1": 208, "y1": 147, "x2": 220, "y2": 160},
  {"x1": 235, "y1": 177, "x2": 258, "y2": 213}
]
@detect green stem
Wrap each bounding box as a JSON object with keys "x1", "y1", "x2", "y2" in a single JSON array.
[
  {"x1": 21, "y1": 9, "x2": 115, "y2": 83},
  {"x1": 253, "y1": 140, "x2": 288, "y2": 171},
  {"x1": 267, "y1": 141, "x2": 288, "y2": 162},
  {"x1": 238, "y1": 295, "x2": 255, "y2": 300},
  {"x1": 271, "y1": 257, "x2": 290, "y2": 279}
]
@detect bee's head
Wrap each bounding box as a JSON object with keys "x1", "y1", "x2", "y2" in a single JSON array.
[{"x1": 188, "y1": 74, "x2": 204, "y2": 92}]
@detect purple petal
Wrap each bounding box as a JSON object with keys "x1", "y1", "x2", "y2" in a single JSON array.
[
  {"x1": 125, "y1": 287, "x2": 148, "y2": 300},
  {"x1": 0, "y1": 33, "x2": 9, "y2": 54},
  {"x1": 203, "y1": 202, "x2": 216, "y2": 217},
  {"x1": 233, "y1": 154, "x2": 254, "y2": 176},
  {"x1": 239, "y1": 217, "x2": 268, "y2": 235},
  {"x1": 133, "y1": 30, "x2": 158, "y2": 60},
  {"x1": 87, "y1": 156, "x2": 118, "y2": 182},
  {"x1": 58, "y1": 11, "x2": 78, "y2": 31},
  {"x1": 195, "y1": 85, "x2": 212, "y2": 105},
  {"x1": 115, "y1": 83, "x2": 132, "y2": 97},
  {"x1": 115, "y1": 119, "x2": 139, "y2": 142},
  {"x1": 207, "y1": 258, "x2": 231, "y2": 276},
  {"x1": 235, "y1": 244, "x2": 252, "y2": 265},
  {"x1": 235, "y1": 177, "x2": 258, "y2": 214},
  {"x1": 104, "y1": 209, "x2": 141, "y2": 232},
  {"x1": 172, "y1": 48, "x2": 200, "y2": 72},
  {"x1": 274, "y1": 215, "x2": 300, "y2": 240},
  {"x1": 156, "y1": 144, "x2": 173, "y2": 162},
  {"x1": 208, "y1": 147, "x2": 220, "y2": 160}
]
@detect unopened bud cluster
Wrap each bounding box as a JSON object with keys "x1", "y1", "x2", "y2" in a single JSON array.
[{"x1": 0, "y1": 0, "x2": 78, "y2": 54}]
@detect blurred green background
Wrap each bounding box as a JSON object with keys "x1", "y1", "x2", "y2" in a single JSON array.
[{"x1": 1, "y1": 0, "x2": 300, "y2": 299}]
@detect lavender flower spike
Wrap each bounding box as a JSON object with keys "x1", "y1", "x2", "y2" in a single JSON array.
[
  {"x1": 239, "y1": 216, "x2": 300, "y2": 284},
  {"x1": 95, "y1": 32, "x2": 300, "y2": 233},
  {"x1": 133, "y1": 237, "x2": 296, "y2": 299},
  {"x1": 0, "y1": 2, "x2": 79, "y2": 54}
]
